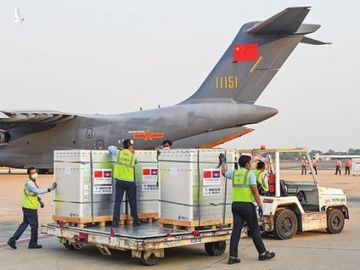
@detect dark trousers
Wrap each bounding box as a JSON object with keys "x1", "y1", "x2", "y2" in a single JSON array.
[
  {"x1": 313, "y1": 166, "x2": 317, "y2": 175},
  {"x1": 301, "y1": 165, "x2": 307, "y2": 175},
  {"x1": 335, "y1": 166, "x2": 341, "y2": 175},
  {"x1": 113, "y1": 179, "x2": 139, "y2": 223},
  {"x1": 345, "y1": 167, "x2": 350, "y2": 175},
  {"x1": 9, "y1": 207, "x2": 38, "y2": 246},
  {"x1": 230, "y1": 202, "x2": 266, "y2": 257}
]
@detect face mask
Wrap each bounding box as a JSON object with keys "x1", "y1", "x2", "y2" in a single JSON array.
[
  {"x1": 163, "y1": 146, "x2": 170, "y2": 150},
  {"x1": 30, "y1": 173, "x2": 38, "y2": 180}
]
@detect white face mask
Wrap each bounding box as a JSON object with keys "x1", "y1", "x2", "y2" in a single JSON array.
[
  {"x1": 30, "y1": 173, "x2": 38, "y2": 180},
  {"x1": 163, "y1": 146, "x2": 170, "y2": 150}
]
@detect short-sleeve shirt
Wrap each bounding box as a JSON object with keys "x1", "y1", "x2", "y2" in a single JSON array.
[{"x1": 225, "y1": 169, "x2": 257, "y2": 186}]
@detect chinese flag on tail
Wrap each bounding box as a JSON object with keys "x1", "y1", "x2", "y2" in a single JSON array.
[{"x1": 233, "y1": 43, "x2": 259, "y2": 62}]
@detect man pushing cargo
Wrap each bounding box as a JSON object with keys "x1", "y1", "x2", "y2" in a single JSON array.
[
  {"x1": 219, "y1": 154, "x2": 275, "y2": 264},
  {"x1": 8, "y1": 167, "x2": 57, "y2": 249},
  {"x1": 108, "y1": 139, "x2": 141, "y2": 227}
]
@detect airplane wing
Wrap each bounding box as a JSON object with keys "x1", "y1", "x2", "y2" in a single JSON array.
[{"x1": 0, "y1": 110, "x2": 75, "y2": 125}]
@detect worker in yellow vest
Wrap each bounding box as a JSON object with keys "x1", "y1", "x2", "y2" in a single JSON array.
[
  {"x1": 219, "y1": 154, "x2": 275, "y2": 264},
  {"x1": 254, "y1": 161, "x2": 269, "y2": 195},
  {"x1": 7, "y1": 167, "x2": 57, "y2": 249},
  {"x1": 109, "y1": 139, "x2": 141, "y2": 227}
]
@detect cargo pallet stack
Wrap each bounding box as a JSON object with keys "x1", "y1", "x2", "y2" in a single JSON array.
[{"x1": 158, "y1": 149, "x2": 238, "y2": 231}]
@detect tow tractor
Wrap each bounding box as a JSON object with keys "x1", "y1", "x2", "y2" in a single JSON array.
[{"x1": 239, "y1": 147, "x2": 349, "y2": 239}]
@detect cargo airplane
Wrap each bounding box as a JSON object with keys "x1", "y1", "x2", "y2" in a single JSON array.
[{"x1": 0, "y1": 7, "x2": 328, "y2": 171}]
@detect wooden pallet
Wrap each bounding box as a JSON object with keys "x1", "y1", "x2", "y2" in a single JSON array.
[
  {"x1": 158, "y1": 218, "x2": 233, "y2": 231},
  {"x1": 120, "y1": 212, "x2": 159, "y2": 225},
  {"x1": 53, "y1": 215, "x2": 114, "y2": 228}
]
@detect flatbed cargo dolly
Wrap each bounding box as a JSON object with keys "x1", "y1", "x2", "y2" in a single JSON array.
[{"x1": 41, "y1": 222, "x2": 235, "y2": 266}]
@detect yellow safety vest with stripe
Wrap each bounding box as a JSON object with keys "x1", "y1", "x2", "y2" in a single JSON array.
[
  {"x1": 255, "y1": 170, "x2": 269, "y2": 192},
  {"x1": 22, "y1": 180, "x2": 39, "y2": 210},
  {"x1": 113, "y1": 149, "x2": 135, "y2": 181},
  {"x1": 232, "y1": 168, "x2": 254, "y2": 202}
]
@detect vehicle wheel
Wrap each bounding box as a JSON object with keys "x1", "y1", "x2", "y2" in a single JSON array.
[
  {"x1": 205, "y1": 241, "x2": 226, "y2": 256},
  {"x1": 140, "y1": 253, "x2": 159, "y2": 266},
  {"x1": 326, "y1": 208, "x2": 344, "y2": 234},
  {"x1": 63, "y1": 242, "x2": 76, "y2": 250},
  {"x1": 274, "y1": 209, "x2": 298, "y2": 240}
]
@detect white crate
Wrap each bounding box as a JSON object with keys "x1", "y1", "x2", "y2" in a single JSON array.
[{"x1": 158, "y1": 148, "x2": 237, "y2": 221}]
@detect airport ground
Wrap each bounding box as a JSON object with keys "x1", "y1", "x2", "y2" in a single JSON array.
[{"x1": 0, "y1": 170, "x2": 359, "y2": 269}]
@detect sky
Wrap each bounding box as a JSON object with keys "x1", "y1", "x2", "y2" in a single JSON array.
[{"x1": 0, "y1": 0, "x2": 359, "y2": 152}]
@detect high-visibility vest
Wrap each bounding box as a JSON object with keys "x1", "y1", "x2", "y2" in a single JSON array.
[
  {"x1": 255, "y1": 170, "x2": 269, "y2": 192},
  {"x1": 113, "y1": 149, "x2": 135, "y2": 181},
  {"x1": 232, "y1": 168, "x2": 254, "y2": 202},
  {"x1": 22, "y1": 180, "x2": 39, "y2": 210}
]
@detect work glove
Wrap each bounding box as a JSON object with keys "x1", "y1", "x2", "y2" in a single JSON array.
[
  {"x1": 38, "y1": 198, "x2": 45, "y2": 208},
  {"x1": 258, "y1": 205, "x2": 263, "y2": 217},
  {"x1": 218, "y1": 153, "x2": 227, "y2": 166},
  {"x1": 48, "y1": 182, "x2": 57, "y2": 192}
]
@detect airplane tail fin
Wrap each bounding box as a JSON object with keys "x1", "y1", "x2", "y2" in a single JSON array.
[{"x1": 182, "y1": 7, "x2": 329, "y2": 104}]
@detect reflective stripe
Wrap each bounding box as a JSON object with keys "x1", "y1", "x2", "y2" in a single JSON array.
[
  {"x1": 24, "y1": 188, "x2": 37, "y2": 197},
  {"x1": 113, "y1": 149, "x2": 135, "y2": 181},
  {"x1": 232, "y1": 168, "x2": 253, "y2": 202},
  {"x1": 114, "y1": 162, "x2": 134, "y2": 168},
  {"x1": 232, "y1": 171, "x2": 249, "y2": 187}
]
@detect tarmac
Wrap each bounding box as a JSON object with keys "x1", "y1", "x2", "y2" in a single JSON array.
[{"x1": 0, "y1": 170, "x2": 359, "y2": 269}]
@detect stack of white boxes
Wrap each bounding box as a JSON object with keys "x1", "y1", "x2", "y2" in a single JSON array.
[
  {"x1": 158, "y1": 149, "x2": 238, "y2": 222},
  {"x1": 54, "y1": 149, "x2": 160, "y2": 221},
  {"x1": 54, "y1": 150, "x2": 116, "y2": 219}
]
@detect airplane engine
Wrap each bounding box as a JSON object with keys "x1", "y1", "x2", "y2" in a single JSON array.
[{"x1": 0, "y1": 130, "x2": 11, "y2": 144}]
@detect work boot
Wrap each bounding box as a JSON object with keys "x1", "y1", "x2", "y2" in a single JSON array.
[
  {"x1": 133, "y1": 220, "x2": 142, "y2": 227},
  {"x1": 7, "y1": 240, "x2": 16, "y2": 249},
  {"x1": 111, "y1": 221, "x2": 119, "y2": 227},
  {"x1": 258, "y1": 251, "x2": 275, "y2": 261},
  {"x1": 228, "y1": 256, "x2": 241, "y2": 264},
  {"x1": 28, "y1": 244, "x2": 42, "y2": 249}
]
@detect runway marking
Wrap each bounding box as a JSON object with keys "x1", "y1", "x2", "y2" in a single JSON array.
[{"x1": 0, "y1": 234, "x2": 53, "y2": 248}]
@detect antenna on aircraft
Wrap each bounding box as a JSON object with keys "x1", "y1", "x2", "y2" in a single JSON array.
[{"x1": 14, "y1": 8, "x2": 26, "y2": 23}]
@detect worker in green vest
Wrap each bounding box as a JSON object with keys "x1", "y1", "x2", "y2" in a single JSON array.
[
  {"x1": 219, "y1": 154, "x2": 275, "y2": 264},
  {"x1": 108, "y1": 139, "x2": 141, "y2": 227},
  {"x1": 7, "y1": 167, "x2": 57, "y2": 249},
  {"x1": 255, "y1": 161, "x2": 269, "y2": 195}
]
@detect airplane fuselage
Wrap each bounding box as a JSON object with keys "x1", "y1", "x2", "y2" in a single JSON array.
[{"x1": 0, "y1": 102, "x2": 277, "y2": 168}]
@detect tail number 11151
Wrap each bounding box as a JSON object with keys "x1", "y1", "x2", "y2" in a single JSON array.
[{"x1": 215, "y1": 76, "x2": 239, "y2": 89}]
